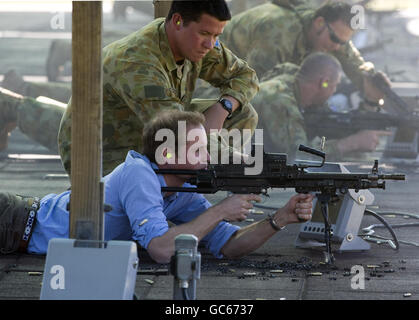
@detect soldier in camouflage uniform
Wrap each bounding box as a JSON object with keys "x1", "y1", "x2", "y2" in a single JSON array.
[
  {"x1": 0, "y1": 1, "x2": 258, "y2": 175},
  {"x1": 253, "y1": 52, "x2": 390, "y2": 160},
  {"x1": 58, "y1": 0, "x2": 259, "y2": 175},
  {"x1": 220, "y1": 0, "x2": 389, "y2": 105}
]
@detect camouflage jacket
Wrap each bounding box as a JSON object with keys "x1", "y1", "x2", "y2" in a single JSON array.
[
  {"x1": 221, "y1": 0, "x2": 373, "y2": 89},
  {"x1": 252, "y1": 62, "x2": 342, "y2": 160},
  {"x1": 58, "y1": 18, "x2": 258, "y2": 174}
]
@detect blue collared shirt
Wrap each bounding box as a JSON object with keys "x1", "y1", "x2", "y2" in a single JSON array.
[{"x1": 28, "y1": 151, "x2": 239, "y2": 258}]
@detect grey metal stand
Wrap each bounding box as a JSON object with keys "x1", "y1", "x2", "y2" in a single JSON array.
[{"x1": 295, "y1": 163, "x2": 373, "y2": 252}]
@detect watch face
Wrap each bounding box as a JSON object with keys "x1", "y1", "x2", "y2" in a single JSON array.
[
  {"x1": 224, "y1": 99, "x2": 233, "y2": 109},
  {"x1": 220, "y1": 99, "x2": 233, "y2": 118}
]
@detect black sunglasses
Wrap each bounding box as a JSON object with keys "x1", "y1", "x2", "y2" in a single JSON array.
[{"x1": 325, "y1": 22, "x2": 348, "y2": 46}]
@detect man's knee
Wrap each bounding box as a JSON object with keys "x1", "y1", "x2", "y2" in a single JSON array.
[{"x1": 0, "y1": 192, "x2": 31, "y2": 255}]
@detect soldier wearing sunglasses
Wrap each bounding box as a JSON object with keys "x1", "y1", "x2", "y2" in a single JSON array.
[{"x1": 220, "y1": 0, "x2": 390, "y2": 106}]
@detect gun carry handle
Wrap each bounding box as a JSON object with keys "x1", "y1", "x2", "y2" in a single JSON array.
[{"x1": 298, "y1": 144, "x2": 326, "y2": 166}]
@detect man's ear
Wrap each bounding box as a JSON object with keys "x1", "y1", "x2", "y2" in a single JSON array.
[
  {"x1": 172, "y1": 13, "x2": 183, "y2": 29},
  {"x1": 155, "y1": 147, "x2": 176, "y2": 165},
  {"x1": 319, "y1": 76, "x2": 330, "y2": 90},
  {"x1": 162, "y1": 148, "x2": 174, "y2": 160},
  {"x1": 313, "y1": 16, "x2": 326, "y2": 30}
]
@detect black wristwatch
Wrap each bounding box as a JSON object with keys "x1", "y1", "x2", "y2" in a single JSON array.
[{"x1": 218, "y1": 98, "x2": 233, "y2": 119}]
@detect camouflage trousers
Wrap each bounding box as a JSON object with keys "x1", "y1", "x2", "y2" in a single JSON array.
[
  {"x1": 0, "y1": 193, "x2": 38, "y2": 254},
  {"x1": 17, "y1": 98, "x2": 65, "y2": 153},
  {"x1": 58, "y1": 98, "x2": 258, "y2": 176},
  {"x1": 0, "y1": 87, "x2": 64, "y2": 154}
]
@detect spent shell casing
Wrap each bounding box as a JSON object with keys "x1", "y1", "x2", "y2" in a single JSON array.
[{"x1": 269, "y1": 270, "x2": 284, "y2": 274}]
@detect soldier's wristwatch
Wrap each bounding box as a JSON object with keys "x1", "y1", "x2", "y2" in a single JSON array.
[
  {"x1": 267, "y1": 213, "x2": 286, "y2": 231},
  {"x1": 218, "y1": 98, "x2": 233, "y2": 119}
]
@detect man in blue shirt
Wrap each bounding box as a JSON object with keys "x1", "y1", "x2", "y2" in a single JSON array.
[{"x1": 0, "y1": 110, "x2": 313, "y2": 263}]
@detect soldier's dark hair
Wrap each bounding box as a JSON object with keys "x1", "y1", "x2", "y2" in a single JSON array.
[
  {"x1": 166, "y1": 0, "x2": 231, "y2": 25},
  {"x1": 142, "y1": 110, "x2": 206, "y2": 163},
  {"x1": 296, "y1": 52, "x2": 342, "y2": 84},
  {"x1": 314, "y1": 1, "x2": 355, "y2": 28}
]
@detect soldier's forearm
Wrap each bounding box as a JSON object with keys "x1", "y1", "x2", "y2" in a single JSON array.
[
  {"x1": 203, "y1": 96, "x2": 241, "y2": 132},
  {"x1": 220, "y1": 218, "x2": 277, "y2": 259},
  {"x1": 203, "y1": 104, "x2": 229, "y2": 132}
]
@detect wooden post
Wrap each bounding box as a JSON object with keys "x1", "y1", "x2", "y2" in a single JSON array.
[
  {"x1": 154, "y1": 0, "x2": 172, "y2": 18},
  {"x1": 70, "y1": 2, "x2": 103, "y2": 241}
]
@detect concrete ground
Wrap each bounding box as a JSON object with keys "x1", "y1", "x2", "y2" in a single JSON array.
[{"x1": 1, "y1": 1, "x2": 419, "y2": 301}]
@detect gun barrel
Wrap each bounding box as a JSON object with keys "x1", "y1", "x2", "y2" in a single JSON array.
[
  {"x1": 379, "y1": 174, "x2": 406, "y2": 180},
  {"x1": 154, "y1": 169, "x2": 198, "y2": 176}
]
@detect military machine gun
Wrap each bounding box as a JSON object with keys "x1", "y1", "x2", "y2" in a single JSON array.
[
  {"x1": 306, "y1": 71, "x2": 419, "y2": 158},
  {"x1": 304, "y1": 108, "x2": 419, "y2": 159},
  {"x1": 155, "y1": 145, "x2": 405, "y2": 263}
]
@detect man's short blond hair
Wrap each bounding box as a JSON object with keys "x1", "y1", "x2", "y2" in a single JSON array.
[{"x1": 296, "y1": 52, "x2": 342, "y2": 84}]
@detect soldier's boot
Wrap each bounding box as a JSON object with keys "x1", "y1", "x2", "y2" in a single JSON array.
[
  {"x1": 0, "y1": 87, "x2": 22, "y2": 151},
  {"x1": 0, "y1": 87, "x2": 65, "y2": 153},
  {"x1": 0, "y1": 121, "x2": 17, "y2": 151},
  {"x1": 46, "y1": 39, "x2": 72, "y2": 82},
  {"x1": 2, "y1": 69, "x2": 26, "y2": 95}
]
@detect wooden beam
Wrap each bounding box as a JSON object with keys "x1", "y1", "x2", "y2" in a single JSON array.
[
  {"x1": 70, "y1": 1, "x2": 103, "y2": 241},
  {"x1": 154, "y1": 0, "x2": 172, "y2": 18}
]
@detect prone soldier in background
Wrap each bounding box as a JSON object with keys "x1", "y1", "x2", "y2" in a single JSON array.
[
  {"x1": 0, "y1": 86, "x2": 65, "y2": 153},
  {"x1": 0, "y1": 69, "x2": 70, "y2": 153},
  {"x1": 220, "y1": 0, "x2": 390, "y2": 107},
  {"x1": 253, "y1": 52, "x2": 391, "y2": 160}
]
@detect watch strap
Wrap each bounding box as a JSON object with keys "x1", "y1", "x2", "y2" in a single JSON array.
[
  {"x1": 218, "y1": 98, "x2": 233, "y2": 119},
  {"x1": 267, "y1": 213, "x2": 286, "y2": 231}
]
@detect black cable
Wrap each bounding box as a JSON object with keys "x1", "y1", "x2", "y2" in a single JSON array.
[
  {"x1": 364, "y1": 222, "x2": 419, "y2": 230},
  {"x1": 254, "y1": 203, "x2": 415, "y2": 250},
  {"x1": 320, "y1": 200, "x2": 334, "y2": 264},
  {"x1": 371, "y1": 211, "x2": 419, "y2": 220},
  {"x1": 363, "y1": 209, "x2": 400, "y2": 250}
]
